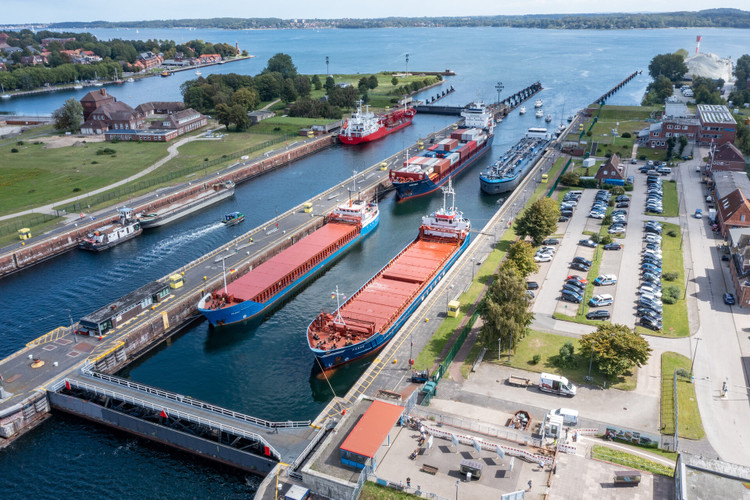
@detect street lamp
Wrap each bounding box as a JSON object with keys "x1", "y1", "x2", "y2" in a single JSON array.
[
  {"x1": 455, "y1": 479, "x2": 459, "y2": 500},
  {"x1": 587, "y1": 341, "x2": 597, "y2": 382},
  {"x1": 683, "y1": 268, "x2": 692, "y2": 299},
  {"x1": 689, "y1": 337, "x2": 702, "y2": 379},
  {"x1": 325, "y1": 56, "x2": 329, "y2": 76},
  {"x1": 495, "y1": 81, "x2": 504, "y2": 105},
  {"x1": 445, "y1": 283, "x2": 455, "y2": 313},
  {"x1": 405, "y1": 53, "x2": 409, "y2": 77},
  {"x1": 470, "y1": 257, "x2": 476, "y2": 281}
]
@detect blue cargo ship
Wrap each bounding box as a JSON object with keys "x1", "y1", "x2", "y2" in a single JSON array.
[
  {"x1": 479, "y1": 128, "x2": 551, "y2": 194},
  {"x1": 197, "y1": 197, "x2": 379, "y2": 327},
  {"x1": 389, "y1": 102, "x2": 494, "y2": 201},
  {"x1": 307, "y1": 181, "x2": 470, "y2": 370}
]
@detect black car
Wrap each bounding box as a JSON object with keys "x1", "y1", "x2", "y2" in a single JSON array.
[
  {"x1": 636, "y1": 307, "x2": 661, "y2": 319},
  {"x1": 616, "y1": 202, "x2": 630, "y2": 208},
  {"x1": 561, "y1": 291, "x2": 583, "y2": 303},
  {"x1": 542, "y1": 238, "x2": 560, "y2": 245},
  {"x1": 578, "y1": 239, "x2": 597, "y2": 248},
  {"x1": 573, "y1": 256, "x2": 593, "y2": 266},
  {"x1": 564, "y1": 281, "x2": 585, "y2": 293},
  {"x1": 558, "y1": 216, "x2": 570, "y2": 222},
  {"x1": 562, "y1": 284, "x2": 584, "y2": 296},
  {"x1": 603, "y1": 242, "x2": 622, "y2": 250},
  {"x1": 526, "y1": 281, "x2": 539, "y2": 290},
  {"x1": 644, "y1": 226, "x2": 662, "y2": 235},
  {"x1": 570, "y1": 262, "x2": 590, "y2": 272},
  {"x1": 616, "y1": 195, "x2": 629, "y2": 202},
  {"x1": 586, "y1": 309, "x2": 611, "y2": 320},
  {"x1": 640, "y1": 316, "x2": 662, "y2": 331}
]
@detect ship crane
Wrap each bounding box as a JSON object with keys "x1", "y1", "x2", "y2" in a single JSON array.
[{"x1": 331, "y1": 285, "x2": 347, "y2": 327}]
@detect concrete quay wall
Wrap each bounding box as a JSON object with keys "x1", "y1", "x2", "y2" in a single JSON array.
[{"x1": 0, "y1": 135, "x2": 336, "y2": 279}]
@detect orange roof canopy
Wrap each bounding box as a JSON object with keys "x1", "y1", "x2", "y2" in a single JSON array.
[{"x1": 340, "y1": 401, "x2": 404, "y2": 458}]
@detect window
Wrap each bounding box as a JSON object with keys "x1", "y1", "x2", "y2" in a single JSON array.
[{"x1": 742, "y1": 215, "x2": 746, "y2": 222}]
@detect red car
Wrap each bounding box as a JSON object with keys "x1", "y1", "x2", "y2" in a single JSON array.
[{"x1": 567, "y1": 275, "x2": 587, "y2": 284}]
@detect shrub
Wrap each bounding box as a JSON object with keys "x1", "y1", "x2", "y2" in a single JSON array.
[
  {"x1": 665, "y1": 285, "x2": 681, "y2": 300},
  {"x1": 662, "y1": 295, "x2": 677, "y2": 304},
  {"x1": 621, "y1": 132, "x2": 632, "y2": 138},
  {"x1": 664, "y1": 272, "x2": 679, "y2": 281},
  {"x1": 10, "y1": 148, "x2": 18, "y2": 153},
  {"x1": 600, "y1": 234, "x2": 613, "y2": 245},
  {"x1": 605, "y1": 152, "x2": 612, "y2": 158},
  {"x1": 560, "y1": 172, "x2": 580, "y2": 186},
  {"x1": 72, "y1": 187, "x2": 81, "y2": 192},
  {"x1": 611, "y1": 186, "x2": 625, "y2": 196},
  {"x1": 96, "y1": 148, "x2": 116, "y2": 156},
  {"x1": 531, "y1": 354, "x2": 541, "y2": 365},
  {"x1": 580, "y1": 178, "x2": 598, "y2": 189},
  {"x1": 624, "y1": 183, "x2": 634, "y2": 191},
  {"x1": 667, "y1": 230, "x2": 678, "y2": 237},
  {"x1": 91, "y1": 161, "x2": 98, "y2": 164},
  {"x1": 640, "y1": 154, "x2": 648, "y2": 160},
  {"x1": 586, "y1": 130, "x2": 592, "y2": 137},
  {"x1": 16, "y1": 141, "x2": 24, "y2": 145},
  {"x1": 556, "y1": 342, "x2": 577, "y2": 368},
  {"x1": 676, "y1": 368, "x2": 690, "y2": 378}
]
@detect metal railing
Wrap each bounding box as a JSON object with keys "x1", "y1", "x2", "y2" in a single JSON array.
[
  {"x1": 78, "y1": 367, "x2": 309, "y2": 428},
  {"x1": 673, "y1": 371, "x2": 679, "y2": 452},
  {"x1": 289, "y1": 424, "x2": 328, "y2": 471},
  {"x1": 60, "y1": 376, "x2": 282, "y2": 459}
]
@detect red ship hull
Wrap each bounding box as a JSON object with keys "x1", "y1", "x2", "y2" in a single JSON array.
[{"x1": 339, "y1": 108, "x2": 416, "y2": 145}]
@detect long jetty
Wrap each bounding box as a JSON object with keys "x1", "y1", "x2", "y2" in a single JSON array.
[
  {"x1": 0, "y1": 135, "x2": 336, "y2": 278},
  {"x1": 595, "y1": 70, "x2": 641, "y2": 104},
  {"x1": 0, "y1": 121, "x2": 462, "y2": 471},
  {"x1": 414, "y1": 81, "x2": 543, "y2": 120}
]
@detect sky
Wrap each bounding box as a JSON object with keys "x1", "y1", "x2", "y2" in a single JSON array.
[{"x1": 1, "y1": 0, "x2": 746, "y2": 25}]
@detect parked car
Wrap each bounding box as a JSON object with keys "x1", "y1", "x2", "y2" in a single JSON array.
[
  {"x1": 573, "y1": 256, "x2": 593, "y2": 266},
  {"x1": 542, "y1": 238, "x2": 560, "y2": 245},
  {"x1": 570, "y1": 262, "x2": 590, "y2": 272},
  {"x1": 616, "y1": 202, "x2": 630, "y2": 208},
  {"x1": 535, "y1": 254, "x2": 553, "y2": 263},
  {"x1": 589, "y1": 212, "x2": 605, "y2": 219},
  {"x1": 567, "y1": 275, "x2": 587, "y2": 284},
  {"x1": 565, "y1": 279, "x2": 586, "y2": 291},
  {"x1": 657, "y1": 166, "x2": 672, "y2": 175},
  {"x1": 723, "y1": 293, "x2": 736, "y2": 305},
  {"x1": 636, "y1": 307, "x2": 661, "y2": 319},
  {"x1": 563, "y1": 284, "x2": 585, "y2": 296},
  {"x1": 642, "y1": 272, "x2": 662, "y2": 283},
  {"x1": 589, "y1": 294, "x2": 614, "y2": 307},
  {"x1": 526, "y1": 281, "x2": 539, "y2": 290},
  {"x1": 639, "y1": 298, "x2": 663, "y2": 313},
  {"x1": 586, "y1": 310, "x2": 611, "y2": 320},
  {"x1": 561, "y1": 291, "x2": 583, "y2": 303},
  {"x1": 559, "y1": 216, "x2": 570, "y2": 222},
  {"x1": 640, "y1": 293, "x2": 663, "y2": 306},
  {"x1": 640, "y1": 316, "x2": 662, "y2": 331},
  {"x1": 603, "y1": 242, "x2": 622, "y2": 250},
  {"x1": 639, "y1": 285, "x2": 662, "y2": 298},
  {"x1": 579, "y1": 239, "x2": 597, "y2": 248},
  {"x1": 594, "y1": 274, "x2": 618, "y2": 286}
]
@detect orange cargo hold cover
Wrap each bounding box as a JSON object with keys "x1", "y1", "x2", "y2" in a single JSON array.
[
  {"x1": 340, "y1": 400, "x2": 404, "y2": 459},
  {"x1": 226, "y1": 222, "x2": 357, "y2": 301}
]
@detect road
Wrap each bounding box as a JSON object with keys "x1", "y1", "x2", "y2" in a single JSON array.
[{"x1": 678, "y1": 151, "x2": 750, "y2": 466}]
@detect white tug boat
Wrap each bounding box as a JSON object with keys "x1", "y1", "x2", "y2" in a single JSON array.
[
  {"x1": 535, "y1": 109, "x2": 544, "y2": 118},
  {"x1": 79, "y1": 208, "x2": 142, "y2": 251},
  {"x1": 534, "y1": 99, "x2": 543, "y2": 108}
]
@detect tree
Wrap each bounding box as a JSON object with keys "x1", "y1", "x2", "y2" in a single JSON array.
[
  {"x1": 263, "y1": 53, "x2": 297, "y2": 79},
  {"x1": 294, "y1": 75, "x2": 312, "y2": 97},
  {"x1": 665, "y1": 136, "x2": 676, "y2": 160},
  {"x1": 280, "y1": 78, "x2": 298, "y2": 103},
  {"x1": 255, "y1": 73, "x2": 281, "y2": 101},
  {"x1": 229, "y1": 104, "x2": 250, "y2": 131},
  {"x1": 367, "y1": 75, "x2": 379, "y2": 89},
  {"x1": 734, "y1": 54, "x2": 750, "y2": 91},
  {"x1": 52, "y1": 98, "x2": 83, "y2": 133},
  {"x1": 648, "y1": 53, "x2": 688, "y2": 82},
  {"x1": 678, "y1": 135, "x2": 688, "y2": 156},
  {"x1": 514, "y1": 197, "x2": 560, "y2": 245},
  {"x1": 391, "y1": 76, "x2": 399, "y2": 86},
  {"x1": 231, "y1": 87, "x2": 259, "y2": 111},
  {"x1": 311, "y1": 74, "x2": 322, "y2": 90},
  {"x1": 579, "y1": 324, "x2": 652, "y2": 379},
  {"x1": 477, "y1": 266, "x2": 534, "y2": 352},
  {"x1": 214, "y1": 103, "x2": 232, "y2": 128},
  {"x1": 324, "y1": 75, "x2": 335, "y2": 93},
  {"x1": 504, "y1": 241, "x2": 538, "y2": 278},
  {"x1": 560, "y1": 172, "x2": 580, "y2": 186},
  {"x1": 358, "y1": 76, "x2": 369, "y2": 93}
]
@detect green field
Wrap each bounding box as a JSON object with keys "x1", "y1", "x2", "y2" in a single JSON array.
[
  {"x1": 361, "y1": 481, "x2": 419, "y2": 499},
  {"x1": 492, "y1": 329, "x2": 636, "y2": 390},
  {"x1": 309, "y1": 72, "x2": 444, "y2": 110},
  {"x1": 660, "y1": 352, "x2": 705, "y2": 439},
  {"x1": 592, "y1": 445, "x2": 675, "y2": 477},
  {"x1": 248, "y1": 116, "x2": 335, "y2": 136}
]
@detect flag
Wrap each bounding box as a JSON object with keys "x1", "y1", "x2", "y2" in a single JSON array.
[
  {"x1": 472, "y1": 438, "x2": 481, "y2": 455},
  {"x1": 496, "y1": 445, "x2": 505, "y2": 460},
  {"x1": 264, "y1": 446, "x2": 270, "y2": 456},
  {"x1": 427, "y1": 435, "x2": 434, "y2": 450},
  {"x1": 160, "y1": 409, "x2": 168, "y2": 419},
  {"x1": 450, "y1": 433, "x2": 459, "y2": 452},
  {"x1": 65, "y1": 380, "x2": 70, "y2": 390}
]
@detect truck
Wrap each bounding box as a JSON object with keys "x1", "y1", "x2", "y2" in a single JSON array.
[
  {"x1": 539, "y1": 373, "x2": 577, "y2": 397},
  {"x1": 708, "y1": 209, "x2": 717, "y2": 224}
]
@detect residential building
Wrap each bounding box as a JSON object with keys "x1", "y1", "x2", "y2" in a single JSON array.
[
  {"x1": 594, "y1": 154, "x2": 625, "y2": 186},
  {"x1": 41, "y1": 37, "x2": 75, "y2": 47},
  {"x1": 716, "y1": 188, "x2": 750, "y2": 237},
  {"x1": 727, "y1": 229, "x2": 750, "y2": 307},
  {"x1": 150, "y1": 108, "x2": 207, "y2": 135},
  {"x1": 709, "y1": 170, "x2": 750, "y2": 204},
  {"x1": 134, "y1": 52, "x2": 163, "y2": 71},
  {"x1": 697, "y1": 104, "x2": 736, "y2": 146},
  {"x1": 80, "y1": 88, "x2": 115, "y2": 121},
  {"x1": 135, "y1": 101, "x2": 185, "y2": 116},
  {"x1": 710, "y1": 142, "x2": 747, "y2": 172},
  {"x1": 197, "y1": 53, "x2": 221, "y2": 64},
  {"x1": 81, "y1": 101, "x2": 144, "y2": 135}
]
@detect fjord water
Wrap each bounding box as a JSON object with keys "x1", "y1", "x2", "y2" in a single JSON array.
[{"x1": 1, "y1": 27, "x2": 748, "y2": 498}]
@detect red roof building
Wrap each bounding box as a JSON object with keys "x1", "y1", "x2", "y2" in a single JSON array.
[
  {"x1": 81, "y1": 88, "x2": 116, "y2": 121},
  {"x1": 717, "y1": 188, "x2": 750, "y2": 237},
  {"x1": 340, "y1": 400, "x2": 404, "y2": 470},
  {"x1": 711, "y1": 142, "x2": 747, "y2": 172},
  {"x1": 698, "y1": 104, "x2": 737, "y2": 146},
  {"x1": 594, "y1": 154, "x2": 625, "y2": 186}
]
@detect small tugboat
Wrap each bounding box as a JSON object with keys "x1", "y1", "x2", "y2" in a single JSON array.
[
  {"x1": 126, "y1": 77, "x2": 135, "y2": 83},
  {"x1": 195, "y1": 69, "x2": 202, "y2": 76},
  {"x1": 161, "y1": 69, "x2": 171, "y2": 77},
  {"x1": 535, "y1": 109, "x2": 544, "y2": 118},
  {"x1": 534, "y1": 99, "x2": 543, "y2": 108},
  {"x1": 545, "y1": 114, "x2": 552, "y2": 123},
  {"x1": 79, "y1": 208, "x2": 142, "y2": 251},
  {"x1": 222, "y1": 211, "x2": 245, "y2": 226},
  {"x1": 519, "y1": 106, "x2": 526, "y2": 115}
]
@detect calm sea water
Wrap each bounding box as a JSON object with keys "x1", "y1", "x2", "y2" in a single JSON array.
[{"x1": 1, "y1": 26, "x2": 748, "y2": 499}]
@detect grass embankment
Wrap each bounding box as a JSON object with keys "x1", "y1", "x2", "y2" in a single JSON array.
[
  {"x1": 360, "y1": 481, "x2": 419, "y2": 499},
  {"x1": 308, "y1": 73, "x2": 444, "y2": 109},
  {"x1": 591, "y1": 444, "x2": 675, "y2": 477},
  {"x1": 489, "y1": 329, "x2": 636, "y2": 390},
  {"x1": 573, "y1": 105, "x2": 660, "y2": 159},
  {"x1": 0, "y1": 213, "x2": 63, "y2": 248},
  {"x1": 660, "y1": 352, "x2": 705, "y2": 440},
  {"x1": 635, "y1": 222, "x2": 688, "y2": 337},
  {"x1": 248, "y1": 116, "x2": 334, "y2": 136}
]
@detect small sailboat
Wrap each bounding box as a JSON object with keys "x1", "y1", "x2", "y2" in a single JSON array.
[
  {"x1": 545, "y1": 114, "x2": 552, "y2": 123},
  {"x1": 534, "y1": 99, "x2": 543, "y2": 108},
  {"x1": 92, "y1": 71, "x2": 103, "y2": 86},
  {"x1": 535, "y1": 109, "x2": 544, "y2": 118},
  {"x1": 126, "y1": 77, "x2": 134, "y2": 83},
  {"x1": 114, "y1": 67, "x2": 124, "y2": 84},
  {"x1": 195, "y1": 69, "x2": 202, "y2": 76},
  {"x1": 73, "y1": 82, "x2": 83, "y2": 90},
  {"x1": 1, "y1": 84, "x2": 10, "y2": 99},
  {"x1": 519, "y1": 106, "x2": 526, "y2": 115}
]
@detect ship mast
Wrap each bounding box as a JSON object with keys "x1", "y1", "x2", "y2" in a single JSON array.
[
  {"x1": 331, "y1": 285, "x2": 346, "y2": 327},
  {"x1": 441, "y1": 178, "x2": 456, "y2": 214}
]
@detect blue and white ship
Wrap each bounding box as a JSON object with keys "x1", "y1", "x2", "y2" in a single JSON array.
[
  {"x1": 389, "y1": 102, "x2": 494, "y2": 201},
  {"x1": 479, "y1": 128, "x2": 551, "y2": 195}
]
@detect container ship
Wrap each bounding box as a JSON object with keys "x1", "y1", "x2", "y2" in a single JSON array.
[
  {"x1": 138, "y1": 181, "x2": 235, "y2": 229},
  {"x1": 78, "y1": 208, "x2": 142, "y2": 251},
  {"x1": 389, "y1": 102, "x2": 494, "y2": 201},
  {"x1": 479, "y1": 128, "x2": 551, "y2": 195},
  {"x1": 307, "y1": 181, "x2": 470, "y2": 370},
  {"x1": 338, "y1": 102, "x2": 416, "y2": 145},
  {"x1": 197, "y1": 196, "x2": 379, "y2": 327}
]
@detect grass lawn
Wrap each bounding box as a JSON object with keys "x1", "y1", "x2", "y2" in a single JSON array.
[
  {"x1": 248, "y1": 115, "x2": 334, "y2": 136},
  {"x1": 0, "y1": 213, "x2": 63, "y2": 248},
  {"x1": 308, "y1": 73, "x2": 444, "y2": 111},
  {"x1": 592, "y1": 445, "x2": 675, "y2": 477},
  {"x1": 635, "y1": 223, "x2": 688, "y2": 338},
  {"x1": 489, "y1": 329, "x2": 636, "y2": 390},
  {"x1": 360, "y1": 481, "x2": 419, "y2": 499},
  {"x1": 660, "y1": 352, "x2": 705, "y2": 440}
]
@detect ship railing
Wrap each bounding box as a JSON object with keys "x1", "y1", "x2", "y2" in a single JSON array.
[
  {"x1": 61, "y1": 376, "x2": 283, "y2": 460},
  {"x1": 78, "y1": 367, "x2": 311, "y2": 429}
]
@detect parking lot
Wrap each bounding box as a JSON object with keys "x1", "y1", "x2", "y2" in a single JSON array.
[{"x1": 529, "y1": 160, "x2": 678, "y2": 331}]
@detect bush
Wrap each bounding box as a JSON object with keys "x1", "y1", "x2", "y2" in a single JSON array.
[
  {"x1": 624, "y1": 183, "x2": 634, "y2": 191},
  {"x1": 96, "y1": 147, "x2": 116, "y2": 156},
  {"x1": 560, "y1": 172, "x2": 580, "y2": 186},
  {"x1": 531, "y1": 354, "x2": 541, "y2": 365},
  {"x1": 676, "y1": 368, "x2": 690, "y2": 378},
  {"x1": 640, "y1": 154, "x2": 648, "y2": 160},
  {"x1": 665, "y1": 285, "x2": 681, "y2": 300},
  {"x1": 555, "y1": 342, "x2": 577, "y2": 368},
  {"x1": 611, "y1": 186, "x2": 625, "y2": 196},
  {"x1": 605, "y1": 152, "x2": 612, "y2": 158},
  {"x1": 10, "y1": 148, "x2": 18, "y2": 153},
  {"x1": 72, "y1": 187, "x2": 81, "y2": 192},
  {"x1": 664, "y1": 271, "x2": 679, "y2": 281},
  {"x1": 602, "y1": 214, "x2": 612, "y2": 225},
  {"x1": 621, "y1": 132, "x2": 632, "y2": 138},
  {"x1": 16, "y1": 141, "x2": 24, "y2": 145},
  {"x1": 580, "y1": 178, "x2": 598, "y2": 189},
  {"x1": 586, "y1": 130, "x2": 592, "y2": 137},
  {"x1": 600, "y1": 234, "x2": 613, "y2": 245},
  {"x1": 667, "y1": 230, "x2": 678, "y2": 237},
  {"x1": 662, "y1": 295, "x2": 677, "y2": 304}
]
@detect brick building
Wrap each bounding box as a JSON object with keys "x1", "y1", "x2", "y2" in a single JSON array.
[
  {"x1": 150, "y1": 108, "x2": 207, "y2": 135},
  {"x1": 80, "y1": 88, "x2": 115, "y2": 121},
  {"x1": 81, "y1": 101, "x2": 145, "y2": 135},
  {"x1": 716, "y1": 188, "x2": 750, "y2": 237},
  {"x1": 594, "y1": 154, "x2": 625, "y2": 186},
  {"x1": 134, "y1": 51, "x2": 163, "y2": 71},
  {"x1": 710, "y1": 142, "x2": 747, "y2": 172},
  {"x1": 697, "y1": 104, "x2": 736, "y2": 146},
  {"x1": 728, "y1": 228, "x2": 750, "y2": 307}
]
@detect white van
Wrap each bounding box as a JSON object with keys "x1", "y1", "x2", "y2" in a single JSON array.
[{"x1": 552, "y1": 408, "x2": 579, "y2": 426}]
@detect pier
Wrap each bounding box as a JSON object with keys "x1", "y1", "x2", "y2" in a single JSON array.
[
  {"x1": 595, "y1": 70, "x2": 641, "y2": 104},
  {"x1": 414, "y1": 81, "x2": 543, "y2": 120},
  {"x1": 0, "y1": 121, "x2": 463, "y2": 470}
]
